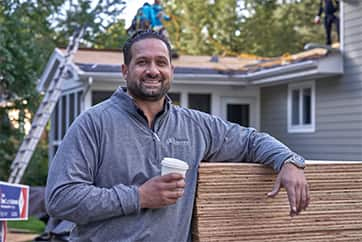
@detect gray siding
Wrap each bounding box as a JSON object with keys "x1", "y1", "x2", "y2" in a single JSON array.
[{"x1": 260, "y1": 2, "x2": 362, "y2": 161}]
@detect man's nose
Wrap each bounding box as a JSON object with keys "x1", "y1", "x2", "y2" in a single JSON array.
[{"x1": 146, "y1": 62, "x2": 160, "y2": 77}]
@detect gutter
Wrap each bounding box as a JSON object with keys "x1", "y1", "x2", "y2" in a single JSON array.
[
  {"x1": 242, "y1": 60, "x2": 317, "y2": 81},
  {"x1": 78, "y1": 71, "x2": 249, "y2": 86},
  {"x1": 76, "y1": 53, "x2": 343, "y2": 87}
]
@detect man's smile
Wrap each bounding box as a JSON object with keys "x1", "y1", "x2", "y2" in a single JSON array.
[{"x1": 142, "y1": 79, "x2": 162, "y2": 87}]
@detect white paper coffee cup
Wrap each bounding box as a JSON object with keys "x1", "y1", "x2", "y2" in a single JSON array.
[{"x1": 161, "y1": 157, "x2": 189, "y2": 176}]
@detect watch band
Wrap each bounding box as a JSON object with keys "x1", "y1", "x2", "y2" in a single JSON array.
[{"x1": 283, "y1": 155, "x2": 305, "y2": 169}]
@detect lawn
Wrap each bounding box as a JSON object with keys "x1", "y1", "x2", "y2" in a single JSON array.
[{"x1": 7, "y1": 216, "x2": 45, "y2": 234}]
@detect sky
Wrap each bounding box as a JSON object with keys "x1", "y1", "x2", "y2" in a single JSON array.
[{"x1": 120, "y1": 0, "x2": 150, "y2": 28}]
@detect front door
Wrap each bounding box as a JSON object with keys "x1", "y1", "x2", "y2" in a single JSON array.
[{"x1": 221, "y1": 97, "x2": 257, "y2": 128}]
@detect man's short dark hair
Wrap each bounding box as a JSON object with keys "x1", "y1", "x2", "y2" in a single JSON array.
[{"x1": 123, "y1": 30, "x2": 172, "y2": 65}]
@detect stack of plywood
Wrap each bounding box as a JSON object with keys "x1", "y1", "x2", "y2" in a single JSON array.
[{"x1": 192, "y1": 161, "x2": 362, "y2": 242}]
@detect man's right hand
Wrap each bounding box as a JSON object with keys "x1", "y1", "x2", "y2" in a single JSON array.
[
  {"x1": 139, "y1": 173, "x2": 185, "y2": 208},
  {"x1": 314, "y1": 16, "x2": 321, "y2": 24}
]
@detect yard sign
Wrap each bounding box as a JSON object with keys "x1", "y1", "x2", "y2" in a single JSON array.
[{"x1": 0, "y1": 181, "x2": 29, "y2": 221}]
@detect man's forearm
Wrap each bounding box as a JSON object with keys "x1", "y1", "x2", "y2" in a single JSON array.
[
  {"x1": 248, "y1": 130, "x2": 304, "y2": 172},
  {"x1": 45, "y1": 183, "x2": 140, "y2": 225}
]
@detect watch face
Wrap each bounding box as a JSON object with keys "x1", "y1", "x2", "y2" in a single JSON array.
[{"x1": 290, "y1": 154, "x2": 305, "y2": 168}]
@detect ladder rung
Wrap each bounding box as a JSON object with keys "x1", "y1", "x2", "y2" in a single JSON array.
[
  {"x1": 36, "y1": 112, "x2": 44, "y2": 117},
  {"x1": 48, "y1": 87, "x2": 62, "y2": 93},
  {"x1": 21, "y1": 138, "x2": 38, "y2": 149},
  {"x1": 36, "y1": 110, "x2": 53, "y2": 118},
  {"x1": 41, "y1": 100, "x2": 49, "y2": 106},
  {"x1": 29, "y1": 125, "x2": 44, "y2": 135},
  {"x1": 19, "y1": 146, "x2": 36, "y2": 153},
  {"x1": 32, "y1": 118, "x2": 48, "y2": 128},
  {"x1": 24, "y1": 134, "x2": 41, "y2": 141},
  {"x1": 45, "y1": 89, "x2": 62, "y2": 98},
  {"x1": 12, "y1": 160, "x2": 28, "y2": 166},
  {"x1": 44, "y1": 103, "x2": 56, "y2": 113}
]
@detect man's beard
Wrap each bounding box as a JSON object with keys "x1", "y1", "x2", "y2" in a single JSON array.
[{"x1": 127, "y1": 79, "x2": 170, "y2": 101}]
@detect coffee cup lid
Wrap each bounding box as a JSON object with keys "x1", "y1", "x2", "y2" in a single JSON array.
[{"x1": 161, "y1": 157, "x2": 189, "y2": 170}]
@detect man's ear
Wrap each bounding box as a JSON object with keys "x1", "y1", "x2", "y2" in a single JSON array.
[
  {"x1": 171, "y1": 64, "x2": 175, "y2": 73},
  {"x1": 121, "y1": 64, "x2": 128, "y2": 79}
]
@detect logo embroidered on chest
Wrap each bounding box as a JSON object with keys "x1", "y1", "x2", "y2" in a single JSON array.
[{"x1": 166, "y1": 137, "x2": 190, "y2": 145}]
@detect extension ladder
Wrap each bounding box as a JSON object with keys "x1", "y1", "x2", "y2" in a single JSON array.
[{"x1": 8, "y1": 27, "x2": 85, "y2": 184}]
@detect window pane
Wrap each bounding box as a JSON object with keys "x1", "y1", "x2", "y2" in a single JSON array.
[
  {"x1": 292, "y1": 90, "x2": 299, "y2": 125},
  {"x1": 69, "y1": 93, "x2": 75, "y2": 125},
  {"x1": 54, "y1": 102, "x2": 59, "y2": 140},
  {"x1": 303, "y1": 88, "x2": 311, "y2": 124},
  {"x1": 168, "y1": 92, "x2": 181, "y2": 106},
  {"x1": 77, "y1": 91, "x2": 82, "y2": 116},
  {"x1": 61, "y1": 95, "x2": 67, "y2": 138},
  {"x1": 92, "y1": 91, "x2": 113, "y2": 105},
  {"x1": 227, "y1": 104, "x2": 249, "y2": 127},
  {"x1": 188, "y1": 94, "x2": 211, "y2": 114}
]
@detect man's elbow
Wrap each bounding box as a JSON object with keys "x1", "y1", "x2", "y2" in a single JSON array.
[
  {"x1": 46, "y1": 197, "x2": 90, "y2": 225},
  {"x1": 45, "y1": 194, "x2": 64, "y2": 219}
]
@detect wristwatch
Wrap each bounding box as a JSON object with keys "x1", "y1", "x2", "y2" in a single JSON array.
[{"x1": 283, "y1": 154, "x2": 305, "y2": 169}]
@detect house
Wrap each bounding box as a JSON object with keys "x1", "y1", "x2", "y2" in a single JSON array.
[{"x1": 38, "y1": 0, "x2": 362, "y2": 162}]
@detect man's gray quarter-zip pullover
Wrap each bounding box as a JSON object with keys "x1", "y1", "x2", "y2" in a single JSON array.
[{"x1": 45, "y1": 87, "x2": 304, "y2": 242}]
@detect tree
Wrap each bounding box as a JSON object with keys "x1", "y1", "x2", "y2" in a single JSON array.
[
  {"x1": 0, "y1": 0, "x2": 60, "y2": 182},
  {"x1": 92, "y1": 19, "x2": 128, "y2": 49},
  {"x1": 164, "y1": 0, "x2": 240, "y2": 56},
  {"x1": 238, "y1": 0, "x2": 324, "y2": 57},
  {"x1": 52, "y1": 0, "x2": 126, "y2": 47},
  {"x1": 0, "y1": 0, "x2": 126, "y2": 183},
  {"x1": 164, "y1": 0, "x2": 324, "y2": 57}
]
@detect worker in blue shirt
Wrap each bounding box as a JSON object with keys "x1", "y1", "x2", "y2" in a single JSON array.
[
  {"x1": 127, "y1": 3, "x2": 156, "y2": 36},
  {"x1": 152, "y1": 0, "x2": 171, "y2": 36}
]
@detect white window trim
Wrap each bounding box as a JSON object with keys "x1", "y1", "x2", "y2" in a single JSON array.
[
  {"x1": 220, "y1": 96, "x2": 259, "y2": 130},
  {"x1": 287, "y1": 81, "x2": 316, "y2": 133}
]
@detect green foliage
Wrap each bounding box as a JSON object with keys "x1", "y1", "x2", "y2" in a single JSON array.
[
  {"x1": 22, "y1": 137, "x2": 49, "y2": 186},
  {"x1": 0, "y1": 0, "x2": 126, "y2": 184},
  {"x1": 93, "y1": 20, "x2": 128, "y2": 49},
  {"x1": 0, "y1": 1, "x2": 59, "y2": 184},
  {"x1": 165, "y1": 0, "x2": 239, "y2": 55},
  {"x1": 53, "y1": 0, "x2": 127, "y2": 47},
  {"x1": 238, "y1": 0, "x2": 324, "y2": 56},
  {"x1": 8, "y1": 216, "x2": 46, "y2": 234},
  {"x1": 164, "y1": 0, "x2": 324, "y2": 57},
  {"x1": 0, "y1": 1, "x2": 55, "y2": 100},
  {"x1": 0, "y1": 108, "x2": 22, "y2": 181}
]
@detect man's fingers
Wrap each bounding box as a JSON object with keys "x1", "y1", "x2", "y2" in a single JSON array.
[
  {"x1": 267, "y1": 177, "x2": 281, "y2": 197},
  {"x1": 286, "y1": 186, "x2": 297, "y2": 217},
  {"x1": 302, "y1": 183, "x2": 310, "y2": 210},
  {"x1": 160, "y1": 173, "x2": 184, "y2": 182},
  {"x1": 165, "y1": 189, "x2": 184, "y2": 199},
  {"x1": 295, "y1": 185, "x2": 301, "y2": 215},
  {"x1": 162, "y1": 179, "x2": 186, "y2": 190}
]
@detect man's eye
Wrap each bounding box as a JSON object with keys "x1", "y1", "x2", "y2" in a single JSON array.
[
  {"x1": 157, "y1": 60, "x2": 168, "y2": 66},
  {"x1": 137, "y1": 60, "x2": 146, "y2": 65}
]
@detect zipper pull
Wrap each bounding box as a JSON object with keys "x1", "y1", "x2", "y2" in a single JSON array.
[{"x1": 153, "y1": 132, "x2": 161, "y2": 142}]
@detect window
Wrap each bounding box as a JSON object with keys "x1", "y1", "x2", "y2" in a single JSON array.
[
  {"x1": 92, "y1": 91, "x2": 114, "y2": 105},
  {"x1": 188, "y1": 93, "x2": 211, "y2": 114},
  {"x1": 227, "y1": 104, "x2": 250, "y2": 127},
  {"x1": 50, "y1": 89, "x2": 83, "y2": 158},
  {"x1": 288, "y1": 81, "x2": 315, "y2": 133},
  {"x1": 167, "y1": 92, "x2": 181, "y2": 106}
]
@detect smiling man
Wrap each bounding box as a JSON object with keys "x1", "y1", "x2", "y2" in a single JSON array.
[{"x1": 45, "y1": 30, "x2": 309, "y2": 242}]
